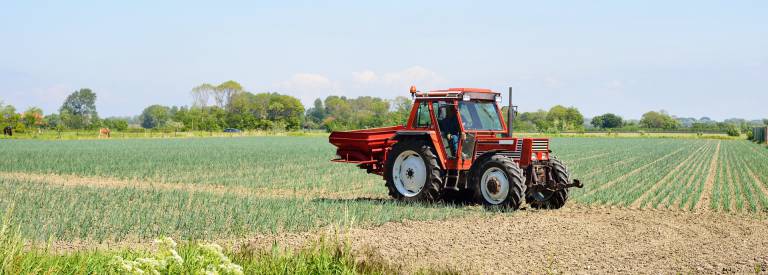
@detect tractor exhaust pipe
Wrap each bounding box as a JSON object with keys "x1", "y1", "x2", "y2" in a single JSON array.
[{"x1": 507, "y1": 87, "x2": 514, "y2": 137}]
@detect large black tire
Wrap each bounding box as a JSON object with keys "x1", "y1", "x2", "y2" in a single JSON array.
[
  {"x1": 527, "y1": 158, "x2": 570, "y2": 209},
  {"x1": 470, "y1": 154, "x2": 526, "y2": 210},
  {"x1": 384, "y1": 139, "x2": 443, "y2": 202}
]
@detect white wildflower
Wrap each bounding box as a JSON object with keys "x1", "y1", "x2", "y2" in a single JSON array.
[{"x1": 219, "y1": 262, "x2": 244, "y2": 275}]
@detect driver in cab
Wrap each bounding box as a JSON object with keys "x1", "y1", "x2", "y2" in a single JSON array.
[{"x1": 438, "y1": 105, "x2": 460, "y2": 158}]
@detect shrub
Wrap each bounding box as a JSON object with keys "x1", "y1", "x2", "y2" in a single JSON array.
[{"x1": 726, "y1": 126, "x2": 740, "y2": 137}]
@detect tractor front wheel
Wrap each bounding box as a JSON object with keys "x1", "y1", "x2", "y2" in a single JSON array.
[
  {"x1": 527, "y1": 158, "x2": 570, "y2": 209},
  {"x1": 384, "y1": 139, "x2": 442, "y2": 202},
  {"x1": 471, "y1": 155, "x2": 526, "y2": 210}
]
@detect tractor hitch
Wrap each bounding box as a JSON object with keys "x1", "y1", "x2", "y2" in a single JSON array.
[
  {"x1": 564, "y1": 179, "x2": 583, "y2": 189},
  {"x1": 527, "y1": 179, "x2": 583, "y2": 193}
]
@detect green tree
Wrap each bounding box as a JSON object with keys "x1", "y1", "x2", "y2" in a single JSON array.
[
  {"x1": 191, "y1": 83, "x2": 215, "y2": 107},
  {"x1": 60, "y1": 88, "x2": 99, "y2": 129},
  {"x1": 22, "y1": 107, "x2": 44, "y2": 129},
  {"x1": 217, "y1": 80, "x2": 244, "y2": 110},
  {"x1": 386, "y1": 96, "x2": 412, "y2": 126},
  {"x1": 546, "y1": 105, "x2": 584, "y2": 131},
  {"x1": 103, "y1": 118, "x2": 129, "y2": 131},
  {"x1": 640, "y1": 111, "x2": 680, "y2": 129},
  {"x1": 44, "y1": 113, "x2": 62, "y2": 129},
  {"x1": 322, "y1": 96, "x2": 353, "y2": 131},
  {"x1": 305, "y1": 98, "x2": 326, "y2": 128},
  {"x1": 1, "y1": 102, "x2": 17, "y2": 124},
  {"x1": 591, "y1": 113, "x2": 623, "y2": 129},
  {"x1": 140, "y1": 105, "x2": 171, "y2": 129},
  {"x1": 518, "y1": 110, "x2": 550, "y2": 132}
]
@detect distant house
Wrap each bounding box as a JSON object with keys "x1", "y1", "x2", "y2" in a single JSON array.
[{"x1": 754, "y1": 127, "x2": 768, "y2": 144}]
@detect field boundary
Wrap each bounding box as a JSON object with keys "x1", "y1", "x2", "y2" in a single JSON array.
[{"x1": 694, "y1": 141, "x2": 721, "y2": 211}]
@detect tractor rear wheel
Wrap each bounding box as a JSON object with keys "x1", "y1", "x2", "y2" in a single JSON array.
[
  {"x1": 527, "y1": 158, "x2": 570, "y2": 209},
  {"x1": 384, "y1": 139, "x2": 442, "y2": 202},
  {"x1": 471, "y1": 154, "x2": 526, "y2": 210}
]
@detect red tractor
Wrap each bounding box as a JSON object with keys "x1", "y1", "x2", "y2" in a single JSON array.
[{"x1": 329, "y1": 87, "x2": 582, "y2": 210}]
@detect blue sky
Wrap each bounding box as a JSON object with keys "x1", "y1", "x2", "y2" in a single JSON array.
[{"x1": 1, "y1": 1, "x2": 766, "y2": 120}]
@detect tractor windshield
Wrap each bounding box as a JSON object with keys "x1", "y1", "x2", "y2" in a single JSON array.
[{"x1": 458, "y1": 101, "x2": 503, "y2": 131}]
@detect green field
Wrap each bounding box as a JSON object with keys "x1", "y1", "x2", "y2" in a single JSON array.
[{"x1": 1, "y1": 136, "x2": 767, "y2": 243}]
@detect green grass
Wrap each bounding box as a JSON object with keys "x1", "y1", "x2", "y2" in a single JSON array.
[
  {"x1": 0, "y1": 177, "x2": 470, "y2": 242},
  {"x1": 0, "y1": 211, "x2": 402, "y2": 275}
]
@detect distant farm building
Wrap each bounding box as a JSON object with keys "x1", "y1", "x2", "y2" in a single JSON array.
[{"x1": 754, "y1": 127, "x2": 768, "y2": 144}]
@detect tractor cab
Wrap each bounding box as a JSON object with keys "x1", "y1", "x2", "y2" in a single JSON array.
[{"x1": 405, "y1": 87, "x2": 514, "y2": 171}]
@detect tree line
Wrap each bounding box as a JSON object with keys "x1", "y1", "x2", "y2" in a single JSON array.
[{"x1": 2, "y1": 82, "x2": 767, "y2": 135}]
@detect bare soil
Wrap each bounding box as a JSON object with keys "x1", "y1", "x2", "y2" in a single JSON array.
[
  {"x1": 248, "y1": 204, "x2": 768, "y2": 274},
  {"x1": 696, "y1": 141, "x2": 721, "y2": 211}
]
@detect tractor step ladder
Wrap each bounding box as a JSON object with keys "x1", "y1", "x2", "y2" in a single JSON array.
[{"x1": 444, "y1": 169, "x2": 460, "y2": 191}]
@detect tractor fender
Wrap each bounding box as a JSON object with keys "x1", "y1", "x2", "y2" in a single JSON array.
[{"x1": 393, "y1": 130, "x2": 448, "y2": 169}]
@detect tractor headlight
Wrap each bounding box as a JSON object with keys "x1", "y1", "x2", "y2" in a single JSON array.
[
  {"x1": 495, "y1": 95, "x2": 502, "y2": 103},
  {"x1": 462, "y1": 94, "x2": 471, "y2": 101}
]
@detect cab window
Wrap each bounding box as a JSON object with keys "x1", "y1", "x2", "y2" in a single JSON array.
[
  {"x1": 414, "y1": 102, "x2": 432, "y2": 128},
  {"x1": 459, "y1": 102, "x2": 503, "y2": 131}
]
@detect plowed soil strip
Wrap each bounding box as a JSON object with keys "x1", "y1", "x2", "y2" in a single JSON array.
[
  {"x1": 583, "y1": 146, "x2": 688, "y2": 197},
  {"x1": 0, "y1": 171, "x2": 382, "y2": 200},
  {"x1": 37, "y1": 205, "x2": 768, "y2": 274},
  {"x1": 246, "y1": 206, "x2": 768, "y2": 274},
  {"x1": 695, "y1": 141, "x2": 721, "y2": 211},
  {"x1": 629, "y1": 143, "x2": 708, "y2": 209}
]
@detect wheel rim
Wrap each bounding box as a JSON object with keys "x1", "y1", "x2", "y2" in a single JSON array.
[
  {"x1": 392, "y1": 150, "x2": 427, "y2": 197},
  {"x1": 480, "y1": 167, "x2": 509, "y2": 204}
]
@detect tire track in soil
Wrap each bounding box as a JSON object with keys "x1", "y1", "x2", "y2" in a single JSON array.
[
  {"x1": 694, "y1": 141, "x2": 720, "y2": 211},
  {"x1": 582, "y1": 146, "x2": 689, "y2": 198},
  {"x1": 0, "y1": 171, "x2": 386, "y2": 200},
  {"x1": 629, "y1": 142, "x2": 709, "y2": 209}
]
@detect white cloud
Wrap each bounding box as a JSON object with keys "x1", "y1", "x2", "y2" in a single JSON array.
[
  {"x1": 542, "y1": 76, "x2": 562, "y2": 89},
  {"x1": 278, "y1": 73, "x2": 333, "y2": 90},
  {"x1": 352, "y1": 70, "x2": 377, "y2": 83},
  {"x1": 274, "y1": 73, "x2": 339, "y2": 105},
  {"x1": 605, "y1": 80, "x2": 624, "y2": 90},
  {"x1": 381, "y1": 66, "x2": 446, "y2": 86},
  {"x1": 351, "y1": 66, "x2": 446, "y2": 90},
  {"x1": 273, "y1": 67, "x2": 447, "y2": 105}
]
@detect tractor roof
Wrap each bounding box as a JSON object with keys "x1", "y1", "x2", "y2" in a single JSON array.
[
  {"x1": 411, "y1": 87, "x2": 500, "y2": 100},
  {"x1": 434, "y1": 87, "x2": 496, "y2": 94}
]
